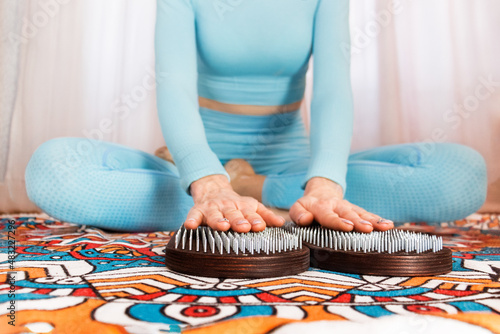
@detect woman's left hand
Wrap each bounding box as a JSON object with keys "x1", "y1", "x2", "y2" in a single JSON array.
[{"x1": 289, "y1": 177, "x2": 394, "y2": 232}]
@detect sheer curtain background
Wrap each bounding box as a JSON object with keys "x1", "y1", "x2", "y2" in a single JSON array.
[{"x1": 1, "y1": 0, "x2": 499, "y2": 213}]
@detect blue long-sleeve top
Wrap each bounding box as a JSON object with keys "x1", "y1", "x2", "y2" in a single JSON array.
[{"x1": 155, "y1": 0, "x2": 353, "y2": 195}]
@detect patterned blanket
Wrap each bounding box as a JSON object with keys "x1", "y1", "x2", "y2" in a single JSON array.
[{"x1": 1, "y1": 214, "x2": 499, "y2": 333}]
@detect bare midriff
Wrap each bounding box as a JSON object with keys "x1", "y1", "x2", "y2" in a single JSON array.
[{"x1": 198, "y1": 96, "x2": 303, "y2": 115}]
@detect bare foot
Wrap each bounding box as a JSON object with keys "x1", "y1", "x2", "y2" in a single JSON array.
[
  {"x1": 224, "y1": 159, "x2": 290, "y2": 222},
  {"x1": 269, "y1": 207, "x2": 291, "y2": 223},
  {"x1": 224, "y1": 159, "x2": 257, "y2": 196},
  {"x1": 155, "y1": 146, "x2": 174, "y2": 164},
  {"x1": 225, "y1": 159, "x2": 255, "y2": 180}
]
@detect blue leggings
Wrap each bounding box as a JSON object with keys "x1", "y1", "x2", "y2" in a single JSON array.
[{"x1": 25, "y1": 108, "x2": 487, "y2": 231}]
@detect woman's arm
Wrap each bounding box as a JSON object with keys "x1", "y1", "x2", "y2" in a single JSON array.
[
  {"x1": 155, "y1": 0, "x2": 284, "y2": 232},
  {"x1": 306, "y1": 0, "x2": 353, "y2": 195},
  {"x1": 290, "y1": 0, "x2": 394, "y2": 232},
  {"x1": 155, "y1": 0, "x2": 229, "y2": 194}
]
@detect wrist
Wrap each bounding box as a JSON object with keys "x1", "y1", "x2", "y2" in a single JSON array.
[
  {"x1": 305, "y1": 177, "x2": 344, "y2": 198},
  {"x1": 190, "y1": 174, "x2": 232, "y2": 198}
]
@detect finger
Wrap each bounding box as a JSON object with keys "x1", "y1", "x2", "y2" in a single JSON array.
[
  {"x1": 241, "y1": 209, "x2": 266, "y2": 232},
  {"x1": 312, "y1": 202, "x2": 354, "y2": 231},
  {"x1": 289, "y1": 201, "x2": 314, "y2": 226},
  {"x1": 311, "y1": 200, "x2": 354, "y2": 231},
  {"x1": 373, "y1": 218, "x2": 394, "y2": 231},
  {"x1": 351, "y1": 205, "x2": 394, "y2": 231},
  {"x1": 257, "y1": 203, "x2": 286, "y2": 227},
  {"x1": 221, "y1": 207, "x2": 251, "y2": 233},
  {"x1": 204, "y1": 208, "x2": 231, "y2": 231},
  {"x1": 333, "y1": 202, "x2": 372, "y2": 233},
  {"x1": 184, "y1": 208, "x2": 204, "y2": 229},
  {"x1": 318, "y1": 212, "x2": 355, "y2": 232}
]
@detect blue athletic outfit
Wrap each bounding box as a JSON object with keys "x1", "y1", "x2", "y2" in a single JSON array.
[{"x1": 25, "y1": 0, "x2": 487, "y2": 231}]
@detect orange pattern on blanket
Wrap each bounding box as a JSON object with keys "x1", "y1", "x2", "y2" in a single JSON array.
[
  {"x1": 0, "y1": 299, "x2": 127, "y2": 334},
  {"x1": 400, "y1": 277, "x2": 500, "y2": 290},
  {"x1": 185, "y1": 312, "x2": 500, "y2": 334},
  {"x1": 185, "y1": 306, "x2": 345, "y2": 334},
  {"x1": 1, "y1": 215, "x2": 499, "y2": 333},
  {"x1": 0, "y1": 267, "x2": 48, "y2": 280}
]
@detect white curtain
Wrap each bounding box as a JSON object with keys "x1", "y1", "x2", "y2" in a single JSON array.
[
  {"x1": 348, "y1": 0, "x2": 500, "y2": 212},
  {"x1": 1, "y1": 0, "x2": 499, "y2": 213},
  {"x1": 0, "y1": 1, "x2": 24, "y2": 186}
]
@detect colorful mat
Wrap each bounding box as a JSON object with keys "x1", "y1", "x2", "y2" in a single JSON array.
[{"x1": 1, "y1": 214, "x2": 499, "y2": 333}]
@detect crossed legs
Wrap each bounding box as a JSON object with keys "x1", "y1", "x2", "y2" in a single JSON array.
[{"x1": 26, "y1": 139, "x2": 487, "y2": 232}]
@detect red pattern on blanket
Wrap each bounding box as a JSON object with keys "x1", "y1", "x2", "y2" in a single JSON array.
[{"x1": 0, "y1": 214, "x2": 499, "y2": 333}]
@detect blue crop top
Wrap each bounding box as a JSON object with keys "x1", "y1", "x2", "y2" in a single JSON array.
[{"x1": 155, "y1": 0, "x2": 353, "y2": 195}]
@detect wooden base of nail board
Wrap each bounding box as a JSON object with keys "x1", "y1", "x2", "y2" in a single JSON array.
[
  {"x1": 164, "y1": 235, "x2": 310, "y2": 278},
  {"x1": 306, "y1": 242, "x2": 453, "y2": 276}
]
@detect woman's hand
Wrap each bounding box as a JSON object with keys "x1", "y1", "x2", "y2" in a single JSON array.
[
  {"x1": 184, "y1": 174, "x2": 285, "y2": 233},
  {"x1": 289, "y1": 177, "x2": 394, "y2": 232}
]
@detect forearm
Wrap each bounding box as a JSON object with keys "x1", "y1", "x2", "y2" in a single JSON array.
[
  {"x1": 306, "y1": 91, "x2": 353, "y2": 195},
  {"x1": 155, "y1": 0, "x2": 229, "y2": 194},
  {"x1": 304, "y1": 0, "x2": 353, "y2": 195},
  {"x1": 157, "y1": 98, "x2": 230, "y2": 194}
]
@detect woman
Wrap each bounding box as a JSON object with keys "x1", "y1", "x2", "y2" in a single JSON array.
[{"x1": 25, "y1": 0, "x2": 487, "y2": 233}]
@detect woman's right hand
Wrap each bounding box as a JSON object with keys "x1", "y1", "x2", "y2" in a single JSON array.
[{"x1": 184, "y1": 174, "x2": 285, "y2": 233}]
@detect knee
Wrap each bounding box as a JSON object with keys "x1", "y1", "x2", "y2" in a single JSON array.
[
  {"x1": 26, "y1": 138, "x2": 61, "y2": 181},
  {"x1": 25, "y1": 138, "x2": 79, "y2": 207},
  {"x1": 436, "y1": 143, "x2": 487, "y2": 184},
  {"x1": 430, "y1": 143, "x2": 487, "y2": 218},
  {"x1": 28, "y1": 137, "x2": 81, "y2": 167}
]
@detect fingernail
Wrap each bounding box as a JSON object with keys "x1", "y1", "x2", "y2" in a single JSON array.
[
  {"x1": 297, "y1": 213, "x2": 306, "y2": 223},
  {"x1": 379, "y1": 219, "x2": 394, "y2": 225},
  {"x1": 218, "y1": 218, "x2": 230, "y2": 224},
  {"x1": 185, "y1": 219, "x2": 197, "y2": 227},
  {"x1": 359, "y1": 220, "x2": 373, "y2": 226},
  {"x1": 341, "y1": 219, "x2": 354, "y2": 226},
  {"x1": 252, "y1": 220, "x2": 263, "y2": 226},
  {"x1": 237, "y1": 220, "x2": 250, "y2": 225},
  {"x1": 279, "y1": 217, "x2": 286, "y2": 224}
]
